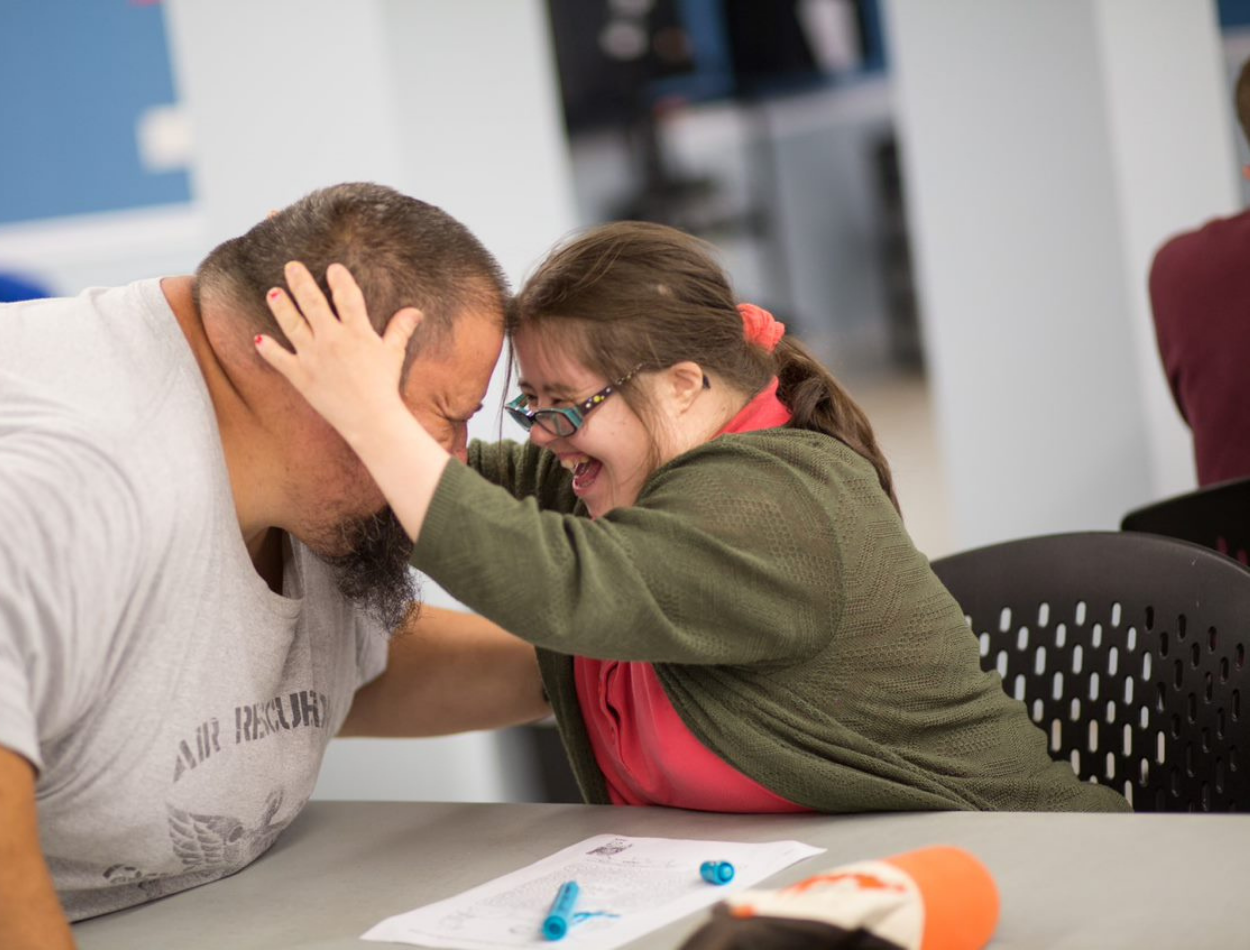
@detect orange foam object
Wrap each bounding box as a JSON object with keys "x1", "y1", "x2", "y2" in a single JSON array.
[{"x1": 884, "y1": 846, "x2": 1000, "y2": 950}]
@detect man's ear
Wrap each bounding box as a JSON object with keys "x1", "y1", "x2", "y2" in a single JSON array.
[{"x1": 664, "y1": 360, "x2": 706, "y2": 414}]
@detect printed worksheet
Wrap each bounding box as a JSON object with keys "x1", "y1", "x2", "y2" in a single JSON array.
[{"x1": 361, "y1": 834, "x2": 824, "y2": 949}]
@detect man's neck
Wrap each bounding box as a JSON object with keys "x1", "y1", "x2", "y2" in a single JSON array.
[{"x1": 160, "y1": 276, "x2": 283, "y2": 575}]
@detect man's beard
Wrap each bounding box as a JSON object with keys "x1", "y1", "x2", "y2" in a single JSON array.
[{"x1": 317, "y1": 506, "x2": 419, "y2": 632}]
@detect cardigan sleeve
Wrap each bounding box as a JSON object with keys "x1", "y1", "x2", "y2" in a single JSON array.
[
  {"x1": 466, "y1": 439, "x2": 581, "y2": 513},
  {"x1": 414, "y1": 434, "x2": 849, "y2": 665}
]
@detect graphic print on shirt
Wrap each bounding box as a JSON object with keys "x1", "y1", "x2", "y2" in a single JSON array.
[
  {"x1": 172, "y1": 689, "x2": 331, "y2": 783},
  {"x1": 168, "y1": 788, "x2": 287, "y2": 871},
  {"x1": 94, "y1": 687, "x2": 333, "y2": 899},
  {"x1": 99, "y1": 790, "x2": 307, "y2": 901}
]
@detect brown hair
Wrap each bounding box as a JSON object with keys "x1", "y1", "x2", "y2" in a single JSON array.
[
  {"x1": 195, "y1": 182, "x2": 508, "y2": 372},
  {"x1": 512, "y1": 221, "x2": 897, "y2": 508}
]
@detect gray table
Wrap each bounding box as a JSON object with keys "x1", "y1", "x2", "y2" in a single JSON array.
[{"x1": 74, "y1": 801, "x2": 1250, "y2": 949}]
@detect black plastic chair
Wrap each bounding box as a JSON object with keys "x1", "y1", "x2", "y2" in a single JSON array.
[
  {"x1": 1121, "y1": 477, "x2": 1250, "y2": 565},
  {"x1": 930, "y1": 531, "x2": 1250, "y2": 812}
]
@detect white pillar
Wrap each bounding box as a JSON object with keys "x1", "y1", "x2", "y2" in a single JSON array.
[
  {"x1": 883, "y1": 0, "x2": 1238, "y2": 551},
  {"x1": 1093, "y1": 1, "x2": 1240, "y2": 494},
  {"x1": 165, "y1": 0, "x2": 576, "y2": 802}
]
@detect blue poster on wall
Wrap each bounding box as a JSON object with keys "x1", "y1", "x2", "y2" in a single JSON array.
[
  {"x1": 0, "y1": 1, "x2": 191, "y2": 226},
  {"x1": 1222, "y1": 0, "x2": 1250, "y2": 29}
]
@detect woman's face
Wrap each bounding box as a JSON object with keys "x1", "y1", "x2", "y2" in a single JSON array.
[{"x1": 512, "y1": 331, "x2": 659, "y2": 519}]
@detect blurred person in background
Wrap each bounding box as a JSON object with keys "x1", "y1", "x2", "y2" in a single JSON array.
[{"x1": 1150, "y1": 57, "x2": 1250, "y2": 486}]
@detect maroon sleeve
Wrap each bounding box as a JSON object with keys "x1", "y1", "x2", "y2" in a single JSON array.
[{"x1": 1148, "y1": 212, "x2": 1250, "y2": 485}]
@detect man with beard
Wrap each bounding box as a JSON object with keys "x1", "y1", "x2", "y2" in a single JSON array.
[{"x1": 0, "y1": 183, "x2": 548, "y2": 949}]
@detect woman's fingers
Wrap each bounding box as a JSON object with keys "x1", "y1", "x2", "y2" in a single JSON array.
[
  {"x1": 326, "y1": 262, "x2": 372, "y2": 331},
  {"x1": 265, "y1": 285, "x2": 313, "y2": 347},
  {"x1": 284, "y1": 260, "x2": 340, "y2": 334},
  {"x1": 253, "y1": 333, "x2": 303, "y2": 384},
  {"x1": 260, "y1": 262, "x2": 409, "y2": 398},
  {"x1": 252, "y1": 262, "x2": 415, "y2": 451}
]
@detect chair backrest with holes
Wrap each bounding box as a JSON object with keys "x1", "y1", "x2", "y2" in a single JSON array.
[
  {"x1": 1121, "y1": 477, "x2": 1250, "y2": 564},
  {"x1": 930, "y1": 531, "x2": 1250, "y2": 812}
]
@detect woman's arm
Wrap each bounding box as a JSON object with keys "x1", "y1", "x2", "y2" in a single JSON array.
[
  {"x1": 469, "y1": 439, "x2": 580, "y2": 512},
  {"x1": 412, "y1": 443, "x2": 842, "y2": 665}
]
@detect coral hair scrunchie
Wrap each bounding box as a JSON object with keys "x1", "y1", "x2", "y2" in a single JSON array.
[{"x1": 738, "y1": 303, "x2": 786, "y2": 352}]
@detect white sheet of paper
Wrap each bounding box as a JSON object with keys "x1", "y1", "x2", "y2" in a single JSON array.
[{"x1": 361, "y1": 833, "x2": 825, "y2": 949}]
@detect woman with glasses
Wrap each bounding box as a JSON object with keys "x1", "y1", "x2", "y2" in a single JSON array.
[{"x1": 256, "y1": 221, "x2": 1128, "y2": 815}]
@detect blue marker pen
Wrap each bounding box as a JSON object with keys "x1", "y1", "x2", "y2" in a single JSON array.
[
  {"x1": 700, "y1": 860, "x2": 735, "y2": 885},
  {"x1": 542, "y1": 881, "x2": 580, "y2": 941}
]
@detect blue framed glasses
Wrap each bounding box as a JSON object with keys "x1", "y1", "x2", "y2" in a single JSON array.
[{"x1": 506, "y1": 370, "x2": 636, "y2": 437}]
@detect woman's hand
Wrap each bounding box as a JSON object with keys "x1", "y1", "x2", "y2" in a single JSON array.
[
  {"x1": 255, "y1": 261, "x2": 420, "y2": 449},
  {"x1": 256, "y1": 260, "x2": 452, "y2": 544}
]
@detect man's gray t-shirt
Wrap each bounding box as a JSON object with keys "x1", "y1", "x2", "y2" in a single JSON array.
[{"x1": 0, "y1": 280, "x2": 388, "y2": 920}]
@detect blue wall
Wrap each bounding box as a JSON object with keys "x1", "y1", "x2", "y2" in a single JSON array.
[
  {"x1": 0, "y1": 1, "x2": 190, "y2": 225},
  {"x1": 1221, "y1": 0, "x2": 1250, "y2": 29}
]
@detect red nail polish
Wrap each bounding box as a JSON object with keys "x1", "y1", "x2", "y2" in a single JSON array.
[
  {"x1": 254, "y1": 335, "x2": 264, "y2": 346},
  {"x1": 268, "y1": 289, "x2": 281, "y2": 300}
]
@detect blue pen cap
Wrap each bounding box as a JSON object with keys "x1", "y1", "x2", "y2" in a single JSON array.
[
  {"x1": 700, "y1": 860, "x2": 735, "y2": 885},
  {"x1": 542, "y1": 916, "x2": 569, "y2": 941},
  {"x1": 542, "y1": 881, "x2": 580, "y2": 941}
]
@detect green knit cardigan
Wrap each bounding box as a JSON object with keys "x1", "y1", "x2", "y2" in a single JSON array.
[{"x1": 412, "y1": 429, "x2": 1129, "y2": 813}]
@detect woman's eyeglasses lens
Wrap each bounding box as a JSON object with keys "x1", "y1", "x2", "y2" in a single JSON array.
[{"x1": 505, "y1": 398, "x2": 580, "y2": 437}]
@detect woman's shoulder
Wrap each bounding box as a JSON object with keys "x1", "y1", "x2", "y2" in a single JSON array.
[
  {"x1": 670, "y1": 428, "x2": 879, "y2": 483},
  {"x1": 638, "y1": 428, "x2": 890, "y2": 526}
]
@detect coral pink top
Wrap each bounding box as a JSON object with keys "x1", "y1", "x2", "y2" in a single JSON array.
[{"x1": 574, "y1": 379, "x2": 810, "y2": 811}]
